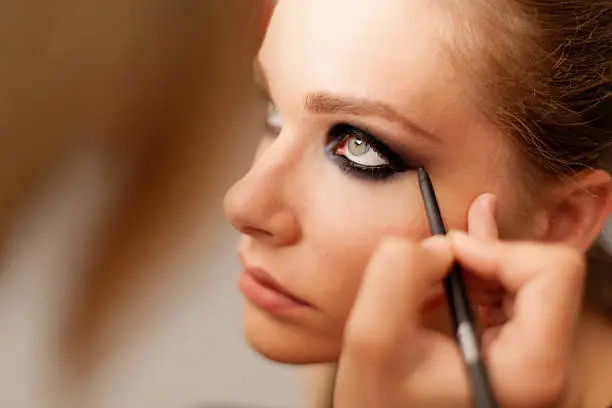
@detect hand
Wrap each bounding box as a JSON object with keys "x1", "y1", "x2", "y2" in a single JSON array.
[{"x1": 333, "y1": 194, "x2": 585, "y2": 408}]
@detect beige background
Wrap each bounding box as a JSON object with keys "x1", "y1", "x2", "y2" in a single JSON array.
[{"x1": 0, "y1": 142, "x2": 305, "y2": 408}]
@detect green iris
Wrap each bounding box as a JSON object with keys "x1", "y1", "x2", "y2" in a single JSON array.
[{"x1": 347, "y1": 137, "x2": 370, "y2": 156}]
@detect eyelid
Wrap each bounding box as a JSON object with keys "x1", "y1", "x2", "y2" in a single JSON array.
[
  {"x1": 342, "y1": 125, "x2": 416, "y2": 169},
  {"x1": 251, "y1": 75, "x2": 423, "y2": 167},
  {"x1": 258, "y1": 91, "x2": 282, "y2": 136},
  {"x1": 255, "y1": 80, "x2": 281, "y2": 118},
  {"x1": 266, "y1": 102, "x2": 282, "y2": 134}
]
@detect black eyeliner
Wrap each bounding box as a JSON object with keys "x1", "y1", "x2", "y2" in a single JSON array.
[
  {"x1": 417, "y1": 167, "x2": 499, "y2": 408},
  {"x1": 333, "y1": 157, "x2": 397, "y2": 181},
  {"x1": 332, "y1": 124, "x2": 409, "y2": 170},
  {"x1": 326, "y1": 124, "x2": 413, "y2": 181}
]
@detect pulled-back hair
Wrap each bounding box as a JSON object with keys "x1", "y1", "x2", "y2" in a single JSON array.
[{"x1": 449, "y1": 0, "x2": 611, "y2": 316}]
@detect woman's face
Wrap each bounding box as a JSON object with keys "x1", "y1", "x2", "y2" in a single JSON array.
[{"x1": 224, "y1": 0, "x2": 527, "y2": 363}]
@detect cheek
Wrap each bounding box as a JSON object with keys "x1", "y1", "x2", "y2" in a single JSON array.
[
  {"x1": 299, "y1": 174, "x2": 432, "y2": 323},
  {"x1": 433, "y1": 176, "x2": 530, "y2": 239}
]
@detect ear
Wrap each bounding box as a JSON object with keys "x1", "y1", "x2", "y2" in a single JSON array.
[{"x1": 541, "y1": 169, "x2": 612, "y2": 251}]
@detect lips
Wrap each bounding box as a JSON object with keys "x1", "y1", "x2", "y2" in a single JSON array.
[
  {"x1": 246, "y1": 268, "x2": 308, "y2": 304},
  {"x1": 238, "y1": 259, "x2": 313, "y2": 315},
  {"x1": 238, "y1": 256, "x2": 445, "y2": 316}
]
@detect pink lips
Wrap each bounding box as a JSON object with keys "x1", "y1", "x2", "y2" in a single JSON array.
[
  {"x1": 237, "y1": 257, "x2": 446, "y2": 317},
  {"x1": 238, "y1": 266, "x2": 312, "y2": 316}
]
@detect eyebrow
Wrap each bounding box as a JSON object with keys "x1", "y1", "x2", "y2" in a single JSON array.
[
  {"x1": 304, "y1": 93, "x2": 438, "y2": 143},
  {"x1": 253, "y1": 58, "x2": 438, "y2": 143}
]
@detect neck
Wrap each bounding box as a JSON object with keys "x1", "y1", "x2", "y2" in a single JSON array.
[{"x1": 573, "y1": 308, "x2": 612, "y2": 408}]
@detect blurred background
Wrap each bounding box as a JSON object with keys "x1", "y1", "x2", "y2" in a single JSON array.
[
  {"x1": 0, "y1": 2, "x2": 609, "y2": 408},
  {"x1": 0, "y1": 1, "x2": 335, "y2": 407}
]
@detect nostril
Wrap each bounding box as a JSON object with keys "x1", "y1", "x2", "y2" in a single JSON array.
[{"x1": 242, "y1": 226, "x2": 274, "y2": 239}]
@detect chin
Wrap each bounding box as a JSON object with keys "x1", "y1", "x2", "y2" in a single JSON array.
[{"x1": 241, "y1": 303, "x2": 341, "y2": 364}]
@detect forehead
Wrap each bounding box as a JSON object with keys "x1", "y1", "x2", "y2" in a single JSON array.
[
  {"x1": 260, "y1": 0, "x2": 470, "y2": 135},
  {"x1": 259, "y1": 1, "x2": 522, "y2": 198}
]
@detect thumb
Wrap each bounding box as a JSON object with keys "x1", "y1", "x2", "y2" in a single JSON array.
[{"x1": 342, "y1": 236, "x2": 453, "y2": 367}]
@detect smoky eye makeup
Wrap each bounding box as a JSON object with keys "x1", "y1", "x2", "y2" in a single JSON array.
[
  {"x1": 326, "y1": 124, "x2": 415, "y2": 181},
  {"x1": 260, "y1": 95, "x2": 417, "y2": 182}
]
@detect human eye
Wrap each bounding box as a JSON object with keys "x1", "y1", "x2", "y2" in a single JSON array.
[
  {"x1": 265, "y1": 99, "x2": 283, "y2": 136},
  {"x1": 327, "y1": 124, "x2": 412, "y2": 181}
]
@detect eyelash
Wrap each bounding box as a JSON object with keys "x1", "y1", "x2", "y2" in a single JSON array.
[
  {"x1": 327, "y1": 124, "x2": 411, "y2": 180},
  {"x1": 264, "y1": 100, "x2": 412, "y2": 181}
]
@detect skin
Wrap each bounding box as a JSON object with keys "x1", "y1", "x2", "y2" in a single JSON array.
[
  {"x1": 224, "y1": 0, "x2": 528, "y2": 364},
  {"x1": 334, "y1": 202, "x2": 612, "y2": 408},
  {"x1": 223, "y1": 2, "x2": 612, "y2": 405}
]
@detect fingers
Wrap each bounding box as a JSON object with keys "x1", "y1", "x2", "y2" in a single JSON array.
[
  {"x1": 479, "y1": 303, "x2": 508, "y2": 326},
  {"x1": 476, "y1": 294, "x2": 515, "y2": 327},
  {"x1": 468, "y1": 193, "x2": 499, "y2": 239},
  {"x1": 466, "y1": 194, "x2": 505, "y2": 322},
  {"x1": 338, "y1": 237, "x2": 463, "y2": 408},
  {"x1": 466, "y1": 194, "x2": 501, "y2": 292},
  {"x1": 343, "y1": 236, "x2": 453, "y2": 367},
  {"x1": 450, "y1": 232, "x2": 585, "y2": 291},
  {"x1": 468, "y1": 288, "x2": 504, "y2": 307},
  {"x1": 449, "y1": 232, "x2": 585, "y2": 366}
]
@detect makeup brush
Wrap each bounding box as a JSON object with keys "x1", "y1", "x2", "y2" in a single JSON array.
[{"x1": 417, "y1": 167, "x2": 499, "y2": 408}]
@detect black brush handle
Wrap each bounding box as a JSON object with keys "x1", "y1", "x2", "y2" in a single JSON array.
[{"x1": 417, "y1": 167, "x2": 499, "y2": 408}]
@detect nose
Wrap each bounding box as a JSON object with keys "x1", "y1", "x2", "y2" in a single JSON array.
[{"x1": 223, "y1": 137, "x2": 302, "y2": 247}]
